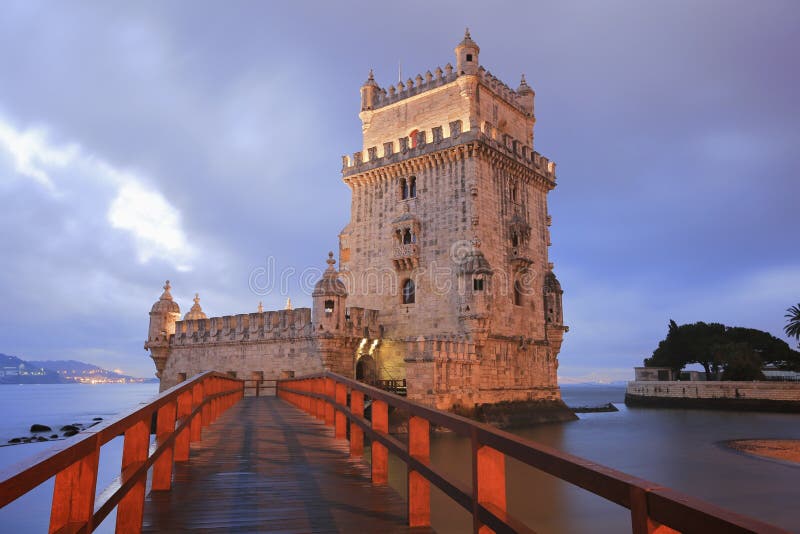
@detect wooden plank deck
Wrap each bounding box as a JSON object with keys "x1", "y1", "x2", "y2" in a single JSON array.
[{"x1": 142, "y1": 396, "x2": 431, "y2": 533}]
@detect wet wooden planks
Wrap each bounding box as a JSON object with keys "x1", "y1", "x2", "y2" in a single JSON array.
[{"x1": 142, "y1": 396, "x2": 431, "y2": 533}]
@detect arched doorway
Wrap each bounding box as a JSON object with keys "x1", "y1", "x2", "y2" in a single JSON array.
[{"x1": 355, "y1": 354, "x2": 377, "y2": 385}]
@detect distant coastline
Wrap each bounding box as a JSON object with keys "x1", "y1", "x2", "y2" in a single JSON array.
[{"x1": 0, "y1": 353, "x2": 155, "y2": 385}]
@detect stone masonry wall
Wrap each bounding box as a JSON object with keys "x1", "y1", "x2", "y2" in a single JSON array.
[{"x1": 626, "y1": 381, "x2": 800, "y2": 402}]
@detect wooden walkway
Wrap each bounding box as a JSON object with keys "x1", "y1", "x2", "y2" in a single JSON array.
[{"x1": 142, "y1": 396, "x2": 430, "y2": 533}]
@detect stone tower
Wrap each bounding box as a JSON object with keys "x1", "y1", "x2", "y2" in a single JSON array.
[{"x1": 339, "y1": 30, "x2": 568, "y2": 409}]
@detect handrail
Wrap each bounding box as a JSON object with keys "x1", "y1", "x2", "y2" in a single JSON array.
[
  {"x1": 277, "y1": 371, "x2": 789, "y2": 534},
  {"x1": 0, "y1": 371, "x2": 244, "y2": 533}
]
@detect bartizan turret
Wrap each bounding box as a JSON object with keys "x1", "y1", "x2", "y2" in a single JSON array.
[
  {"x1": 312, "y1": 252, "x2": 348, "y2": 332},
  {"x1": 544, "y1": 270, "x2": 568, "y2": 354},
  {"x1": 455, "y1": 28, "x2": 480, "y2": 76},
  {"x1": 145, "y1": 281, "x2": 181, "y2": 381},
  {"x1": 360, "y1": 69, "x2": 379, "y2": 112}
]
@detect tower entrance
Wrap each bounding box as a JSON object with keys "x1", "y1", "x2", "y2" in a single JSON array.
[{"x1": 355, "y1": 354, "x2": 377, "y2": 385}]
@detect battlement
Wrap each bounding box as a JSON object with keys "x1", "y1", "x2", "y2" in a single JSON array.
[
  {"x1": 368, "y1": 66, "x2": 529, "y2": 115},
  {"x1": 171, "y1": 306, "x2": 381, "y2": 347},
  {"x1": 342, "y1": 120, "x2": 556, "y2": 182},
  {"x1": 404, "y1": 334, "x2": 480, "y2": 363}
]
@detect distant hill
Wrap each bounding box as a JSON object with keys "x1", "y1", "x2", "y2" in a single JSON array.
[
  {"x1": 0, "y1": 353, "x2": 65, "y2": 384},
  {"x1": 0, "y1": 354, "x2": 152, "y2": 384}
]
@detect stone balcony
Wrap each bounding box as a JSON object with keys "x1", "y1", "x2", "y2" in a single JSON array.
[
  {"x1": 509, "y1": 247, "x2": 534, "y2": 268},
  {"x1": 392, "y1": 244, "x2": 419, "y2": 270}
]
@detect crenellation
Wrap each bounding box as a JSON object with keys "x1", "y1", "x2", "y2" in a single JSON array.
[{"x1": 341, "y1": 121, "x2": 556, "y2": 186}]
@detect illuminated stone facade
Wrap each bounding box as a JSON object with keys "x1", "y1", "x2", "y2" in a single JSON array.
[{"x1": 146, "y1": 31, "x2": 567, "y2": 410}]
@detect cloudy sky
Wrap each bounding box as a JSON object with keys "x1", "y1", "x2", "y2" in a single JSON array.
[{"x1": 0, "y1": 1, "x2": 797, "y2": 380}]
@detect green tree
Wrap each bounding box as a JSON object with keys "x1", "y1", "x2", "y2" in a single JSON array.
[
  {"x1": 645, "y1": 320, "x2": 800, "y2": 380},
  {"x1": 720, "y1": 343, "x2": 765, "y2": 381},
  {"x1": 785, "y1": 304, "x2": 800, "y2": 346}
]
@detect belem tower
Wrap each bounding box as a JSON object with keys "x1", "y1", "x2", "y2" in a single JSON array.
[{"x1": 145, "y1": 30, "x2": 568, "y2": 411}]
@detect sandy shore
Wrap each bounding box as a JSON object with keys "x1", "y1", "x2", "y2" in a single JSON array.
[{"x1": 726, "y1": 439, "x2": 800, "y2": 464}]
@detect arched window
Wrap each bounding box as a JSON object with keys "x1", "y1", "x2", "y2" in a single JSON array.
[
  {"x1": 514, "y1": 280, "x2": 523, "y2": 306},
  {"x1": 510, "y1": 184, "x2": 517, "y2": 202},
  {"x1": 409, "y1": 176, "x2": 417, "y2": 198},
  {"x1": 511, "y1": 232, "x2": 519, "y2": 248},
  {"x1": 324, "y1": 299, "x2": 334, "y2": 314},
  {"x1": 395, "y1": 229, "x2": 403, "y2": 244},
  {"x1": 400, "y1": 177, "x2": 408, "y2": 200},
  {"x1": 473, "y1": 277, "x2": 484, "y2": 291},
  {"x1": 410, "y1": 129, "x2": 419, "y2": 148},
  {"x1": 402, "y1": 279, "x2": 415, "y2": 304},
  {"x1": 403, "y1": 228, "x2": 413, "y2": 244}
]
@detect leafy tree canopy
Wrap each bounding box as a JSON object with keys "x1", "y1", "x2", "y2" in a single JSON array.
[{"x1": 644, "y1": 320, "x2": 800, "y2": 380}]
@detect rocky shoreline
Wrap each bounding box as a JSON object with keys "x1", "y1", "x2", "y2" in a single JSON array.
[{"x1": 3, "y1": 417, "x2": 103, "y2": 446}]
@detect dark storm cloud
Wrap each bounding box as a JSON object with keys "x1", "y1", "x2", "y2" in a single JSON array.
[{"x1": 0, "y1": 0, "x2": 797, "y2": 379}]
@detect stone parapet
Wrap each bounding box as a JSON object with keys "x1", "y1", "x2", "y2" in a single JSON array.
[
  {"x1": 342, "y1": 123, "x2": 555, "y2": 185},
  {"x1": 171, "y1": 306, "x2": 380, "y2": 347},
  {"x1": 368, "y1": 66, "x2": 529, "y2": 115}
]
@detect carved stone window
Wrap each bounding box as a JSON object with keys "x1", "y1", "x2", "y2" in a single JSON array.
[
  {"x1": 402, "y1": 279, "x2": 416, "y2": 304},
  {"x1": 514, "y1": 280, "x2": 523, "y2": 306},
  {"x1": 324, "y1": 299, "x2": 334, "y2": 314},
  {"x1": 400, "y1": 176, "x2": 417, "y2": 200},
  {"x1": 473, "y1": 277, "x2": 484, "y2": 291}
]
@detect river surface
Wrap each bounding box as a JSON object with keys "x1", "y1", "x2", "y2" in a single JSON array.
[
  {"x1": 0, "y1": 384, "x2": 799, "y2": 533},
  {"x1": 0, "y1": 383, "x2": 159, "y2": 533}
]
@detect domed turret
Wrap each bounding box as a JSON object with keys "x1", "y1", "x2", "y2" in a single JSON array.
[
  {"x1": 517, "y1": 74, "x2": 535, "y2": 116},
  {"x1": 543, "y1": 271, "x2": 564, "y2": 325},
  {"x1": 455, "y1": 28, "x2": 480, "y2": 76},
  {"x1": 360, "y1": 69, "x2": 379, "y2": 112},
  {"x1": 145, "y1": 280, "x2": 182, "y2": 382},
  {"x1": 312, "y1": 252, "x2": 348, "y2": 331},
  {"x1": 184, "y1": 293, "x2": 207, "y2": 320}
]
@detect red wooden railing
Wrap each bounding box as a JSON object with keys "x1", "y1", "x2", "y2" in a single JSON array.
[
  {"x1": 277, "y1": 372, "x2": 788, "y2": 534},
  {"x1": 0, "y1": 371, "x2": 243, "y2": 533}
]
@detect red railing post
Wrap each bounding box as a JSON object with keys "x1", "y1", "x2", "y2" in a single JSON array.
[
  {"x1": 190, "y1": 382, "x2": 203, "y2": 442},
  {"x1": 475, "y1": 443, "x2": 506, "y2": 534},
  {"x1": 408, "y1": 415, "x2": 431, "y2": 527},
  {"x1": 335, "y1": 382, "x2": 347, "y2": 439},
  {"x1": 315, "y1": 378, "x2": 325, "y2": 419},
  {"x1": 350, "y1": 389, "x2": 364, "y2": 457},
  {"x1": 152, "y1": 399, "x2": 177, "y2": 491},
  {"x1": 630, "y1": 487, "x2": 680, "y2": 534},
  {"x1": 115, "y1": 418, "x2": 150, "y2": 533},
  {"x1": 174, "y1": 390, "x2": 192, "y2": 462},
  {"x1": 371, "y1": 399, "x2": 388, "y2": 485},
  {"x1": 49, "y1": 436, "x2": 100, "y2": 533},
  {"x1": 201, "y1": 378, "x2": 213, "y2": 428},
  {"x1": 325, "y1": 378, "x2": 335, "y2": 426}
]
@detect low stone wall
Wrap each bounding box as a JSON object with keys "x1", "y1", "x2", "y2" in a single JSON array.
[{"x1": 625, "y1": 381, "x2": 800, "y2": 412}]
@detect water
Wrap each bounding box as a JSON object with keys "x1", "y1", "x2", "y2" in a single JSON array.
[
  {"x1": 0, "y1": 383, "x2": 158, "y2": 533},
  {"x1": 383, "y1": 385, "x2": 800, "y2": 533},
  {"x1": 1, "y1": 383, "x2": 799, "y2": 533}
]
